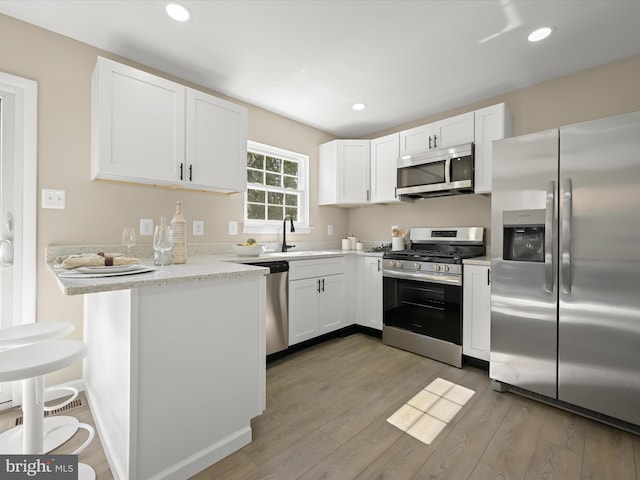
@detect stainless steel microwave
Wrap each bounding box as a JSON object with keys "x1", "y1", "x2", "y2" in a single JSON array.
[{"x1": 396, "y1": 143, "x2": 474, "y2": 199}]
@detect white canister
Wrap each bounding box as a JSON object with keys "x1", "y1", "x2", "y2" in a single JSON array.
[
  {"x1": 355, "y1": 242, "x2": 364, "y2": 251},
  {"x1": 391, "y1": 237, "x2": 405, "y2": 251},
  {"x1": 342, "y1": 238, "x2": 351, "y2": 250},
  {"x1": 347, "y1": 236, "x2": 358, "y2": 250}
]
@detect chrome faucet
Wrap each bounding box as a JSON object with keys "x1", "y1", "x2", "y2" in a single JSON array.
[{"x1": 281, "y1": 215, "x2": 296, "y2": 252}]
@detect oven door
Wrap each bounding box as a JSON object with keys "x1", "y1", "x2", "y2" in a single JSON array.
[{"x1": 383, "y1": 276, "x2": 462, "y2": 344}]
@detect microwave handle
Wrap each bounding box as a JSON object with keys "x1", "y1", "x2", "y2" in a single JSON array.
[{"x1": 444, "y1": 157, "x2": 451, "y2": 184}]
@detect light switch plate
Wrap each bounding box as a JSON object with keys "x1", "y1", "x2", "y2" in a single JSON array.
[
  {"x1": 42, "y1": 189, "x2": 66, "y2": 209},
  {"x1": 193, "y1": 221, "x2": 204, "y2": 236},
  {"x1": 140, "y1": 219, "x2": 153, "y2": 236},
  {"x1": 328, "y1": 224, "x2": 334, "y2": 235},
  {"x1": 228, "y1": 221, "x2": 238, "y2": 235}
]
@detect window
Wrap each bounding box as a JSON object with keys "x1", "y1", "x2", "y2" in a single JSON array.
[{"x1": 244, "y1": 141, "x2": 309, "y2": 234}]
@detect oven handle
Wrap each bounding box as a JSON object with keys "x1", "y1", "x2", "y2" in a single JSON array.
[{"x1": 382, "y1": 269, "x2": 462, "y2": 286}]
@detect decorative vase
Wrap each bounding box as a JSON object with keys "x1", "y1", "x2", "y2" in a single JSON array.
[{"x1": 170, "y1": 201, "x2": 187, "y2": 264}]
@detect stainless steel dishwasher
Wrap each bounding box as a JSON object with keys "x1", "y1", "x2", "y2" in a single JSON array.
[{"x1": 246, "y1": 260, "x2": 289, "y2": 355}]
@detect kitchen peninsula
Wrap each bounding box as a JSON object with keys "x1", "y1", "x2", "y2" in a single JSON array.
[{"x1": 49, "y1": 254, "x2": 268, "y2": 480}]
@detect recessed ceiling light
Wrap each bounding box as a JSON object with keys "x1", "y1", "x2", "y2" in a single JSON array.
[
  {"x1": 166, "y1": 3, "x2": 191, "y2": 22},
  {"x1": 528, "y1": 26, "x2": 553, "y2": 42},
  {"x1": 352, "y1": 102, "x2": 367, "y2": 111}
]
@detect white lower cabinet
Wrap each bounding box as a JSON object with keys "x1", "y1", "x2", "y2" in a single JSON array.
[
  {"x1": 289, "y1": 257, "x2": 345, "y2": 346},
  {"x1": 462, "y1": 264, "x2": 491, "y2": 361},
  {"x1": 362, "y1": 256, "x2": 383, "y2": 330}
]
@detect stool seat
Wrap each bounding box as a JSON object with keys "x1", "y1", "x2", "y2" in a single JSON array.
[
  {"x1": 0, "y1": 322, "x2": 73, "y2": 347},
  {"x1": 0, "y1": 340, "x2": 87, "y2": 383}
]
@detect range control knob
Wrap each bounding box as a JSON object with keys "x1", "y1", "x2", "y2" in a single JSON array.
[
  {"x1": 434, "y1": 264, "x2": 441, "y2": 272},
  {"x1": 414, "y1": 263, "x2": 421, "y2": 270},
  {"x1": 443, "y1": 265, "x2": 450, "y2": 272}
]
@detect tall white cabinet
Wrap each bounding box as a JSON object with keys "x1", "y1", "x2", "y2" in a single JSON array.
[
  {"x1": 92, "y1": 56, "x2": 247, "y2": 193},
  {"x1": 473, "y1": 103, "x2": 511, "y2": 194},
  {"x1": 462, "y1": 263, "x2": 491, "y2": 361}
]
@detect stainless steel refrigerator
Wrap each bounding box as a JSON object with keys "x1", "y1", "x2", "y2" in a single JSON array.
[{"x1": 490, "y1": 111, "x2": 640, "y2": 428}]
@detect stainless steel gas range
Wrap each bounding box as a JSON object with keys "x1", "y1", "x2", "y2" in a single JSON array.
[{"x1": 382, "y1": 226, "x2": 485, "y2": 367}]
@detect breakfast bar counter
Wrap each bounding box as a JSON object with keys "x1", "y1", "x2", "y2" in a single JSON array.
[{"x1": 49, "y1": 255, "x2": 267, "y2": 480}]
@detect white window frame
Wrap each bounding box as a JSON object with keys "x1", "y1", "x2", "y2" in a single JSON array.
[{"x1": 243, "y1": 140, "x2": 310, "y2": 234}]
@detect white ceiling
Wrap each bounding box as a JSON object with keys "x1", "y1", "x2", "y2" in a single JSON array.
[{"x1": 2, "y1": 0, "x2": 640, "y2": 137}]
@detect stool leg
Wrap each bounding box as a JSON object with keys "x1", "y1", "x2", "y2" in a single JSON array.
[{"x1": 22, "y1": 375, "x2": 45, "y2": 454}]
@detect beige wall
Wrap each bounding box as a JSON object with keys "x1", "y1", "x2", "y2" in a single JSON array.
[
  {"x1": 0, "y1": 14, "x2": 343, "y2": 384},
  {"x1": 2, "y1": 11, "x2": 640, "y2": 385},
  {"x1": 350, "y1": 53, "x2": 640, "y2": 247}
]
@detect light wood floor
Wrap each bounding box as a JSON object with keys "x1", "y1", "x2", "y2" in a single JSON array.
[{"x1": 2, "y1": 333, "x2": 639, "y2": 479}]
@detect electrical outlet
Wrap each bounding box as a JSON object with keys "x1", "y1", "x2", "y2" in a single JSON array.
[
  {"x1": 193, "y1": 220, "x2": 204, "y2": 236},
  {"x1": 327, "y1": 224, "x2": 334, "y2": 235},
  {"x1": 42, "y1": 189, "x2": 66, "y2": 209},
  {"x1": 228, "y1": 221, "x2": 238, "y2": 235},
  {"x1": 140, "y1": 219, "x2": 154, "y2": 236}
]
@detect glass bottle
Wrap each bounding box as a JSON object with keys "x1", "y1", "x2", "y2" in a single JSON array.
[
  {"x1": 153, "y1": 216, "x2": 172, "y2": 266},
  {"x1": 170, "y1": 201, "x2": 187, "y2": 264}
]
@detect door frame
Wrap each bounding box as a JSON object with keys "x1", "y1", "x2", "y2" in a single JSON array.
[{"x1": 0, "y1": 71, "x2": 38, "y2": 405}]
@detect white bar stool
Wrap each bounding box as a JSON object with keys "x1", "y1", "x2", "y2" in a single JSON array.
[
  {"x1": 0, "y1": 322, "x2": 80, "y2": 453},
  {"x1": 0, "y1": 340, "x2": 96, "y2": 479}
]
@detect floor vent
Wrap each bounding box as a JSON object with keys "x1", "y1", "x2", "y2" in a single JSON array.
[{"x1": 15, "y1": 398, "x2": 83, "y2": 426}]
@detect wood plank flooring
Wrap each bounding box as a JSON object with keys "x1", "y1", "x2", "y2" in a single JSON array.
[{"x1": 1, "y1": 333, "x2": 638, "y2": 479}]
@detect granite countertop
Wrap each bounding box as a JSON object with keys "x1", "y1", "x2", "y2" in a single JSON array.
[
  {"x1": 463, "y1": 256, "x2": 491, "y2": 266},
  {"x1": 49, "y1": 248, "x2": 383, "y2": 296}
]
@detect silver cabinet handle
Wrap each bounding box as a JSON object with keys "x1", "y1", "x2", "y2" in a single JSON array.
[
  {"x1": 0, "y1": 239, "x2": 14, "y2": 267},
  {"x1": 377, "y1": 259, "x2": 381, "y2": 272},
  {"x1": 545, "y1": 180, "x2": 555, "y2": 293},
  {"x1": 561, "y1": 178, "x2": 572, "y2": 294}
]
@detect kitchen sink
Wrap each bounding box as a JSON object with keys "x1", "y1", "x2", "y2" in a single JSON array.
[{"x1": 263, "y1": 250, "x2": 340, "y2": 257}]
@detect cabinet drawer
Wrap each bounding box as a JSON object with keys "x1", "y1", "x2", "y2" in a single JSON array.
[{"x1": 289, "y1": 256, "x2": 345, "y2": 281}]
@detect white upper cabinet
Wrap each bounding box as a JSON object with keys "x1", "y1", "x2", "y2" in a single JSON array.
[
  {"x1": 370, "y1": 133, "x2": 400, "y2": 204},
  {"x1": 473, "y1": 103, "x2": 511, "y2": 194},
  {"x1": 399, "y1": 112, "x2": 474, "y2": 157},
  {"x1": 185, "y1": 89, "x2": 247, "y2": 192},
  {"x1": 92, "y1": 57, "x2": 185, "y2": 184},
  {"x1": 92, "y1": 56, "x2": 247, "y2": 193},
  {"x1": 318, "y1": 140, "x2": 370, "y2": 206}
]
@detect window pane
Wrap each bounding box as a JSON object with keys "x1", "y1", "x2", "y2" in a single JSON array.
[
  {"x1": 266, "y1": 156, "x2": 282, "y2": 173},
  {"x1": 247, "y1": 204, "x2": 265, "y2": 220},
  {"x1": 268, "y1": 192, "x2": 284, "y2": 205},
  {"x1": 247, "y1": 188, "x2": 265, "y2": 203},
  {"x1": 247, "y1": 152, "x2": 264, "y2": 169},
  {"x1": 247, "y1": 169, "x2": 264, "y2": 184},
  {"x1": 283, "y1": 160, "x2": 298, "y2": 176},
  {"x1": 285, "y1": 207, "x2": 298, "y2": 221},
  {"x1": 285, "y1": 193, "x2": 298, "y2": 206},
  {"x1": 265, "y1": 173, "x2": 281, "y2": 187},
  {"x1": 267, "y1": 205, "x2": 283, "y2": 220},
  {"x1": 283, "y1": 176, "x2": 298, "y2": 189}
]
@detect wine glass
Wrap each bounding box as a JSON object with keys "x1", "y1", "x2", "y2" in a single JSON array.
[
  {"x1": 121, "y1": 227, "x2": 136, "y2": 257},
  {"x1": 153, "y1": 223, "x2": 173, "y2": 274}
]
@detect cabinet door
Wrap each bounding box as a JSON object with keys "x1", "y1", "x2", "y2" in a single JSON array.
[
  {"x1": 337, "y1": 140, "x2": 370, "y2": 204},
  {"x1": 433, "y1": 112, "x2": 474, "y2": 149},
  {"x1": 288, "y1": 278, "x2": 320, "y2": 345},
  {"x1": 399, "y1": 123, "x2": 434, "y2": 157},
  {"x1": 474, "y1": 103, "x2": 509, "y2": 194},
  {"x1": 370, "y1": 133, "x2": 400, "y2": 203},
  {"x1": 92, "y1": 57, "x2": 185, "y2": 185},
  {"x1": 463, "y1": 265, "x2": 491, "y2": 361},
  {"x1": 363, "y1": 257, "x2": 383, "y2": 330},
  {"x1": 185, "y1": 89, "x2": 248, "y2": 192},
  {"x1": 319, "y1": 274, "x2": 345, "y2": 334}
]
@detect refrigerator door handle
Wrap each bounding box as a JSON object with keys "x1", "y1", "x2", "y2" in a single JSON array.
[
  {"x1": 561, "y1": 177, "x2": 573, "y2": 294},
  {"x1": 545, "y1": 180, "x2": 555, "y2": 293}
]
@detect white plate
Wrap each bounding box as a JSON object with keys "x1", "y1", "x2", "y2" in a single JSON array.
[{"x1": 76, "y1": 264, "x2": 142, "y2": 274}]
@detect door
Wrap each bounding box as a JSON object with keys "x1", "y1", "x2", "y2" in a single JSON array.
[
  {"x1": 490, "y1": 129, "x2": 559, "y2": 398},
  {"x1": 288, "y1": 277, "x2": 319, "y2": 345},
  {"x1": 558, "y1": 112, "x2": 640, "y2": 425},
  {"x1": 186, "y1": 89, "x2": 247, "y2": 192},
  {"x1": 337, "y1": 140, "x2": 370, "y2": 204},
  {"x1": 370, "y1": 133, "x2": 400, "y2": 204},
  {"x1": 432, "y1": 111, "x2": 474, "y2": 149},
  {"x1": 0, "y1": 73, "x2": 37, "y2": 408},
  {"x1": 319, "y1": 274, "x2": 344, "y2": 333},
  {"x1": 363, "y1": 257, "x2": 383, "y2": 330}
]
